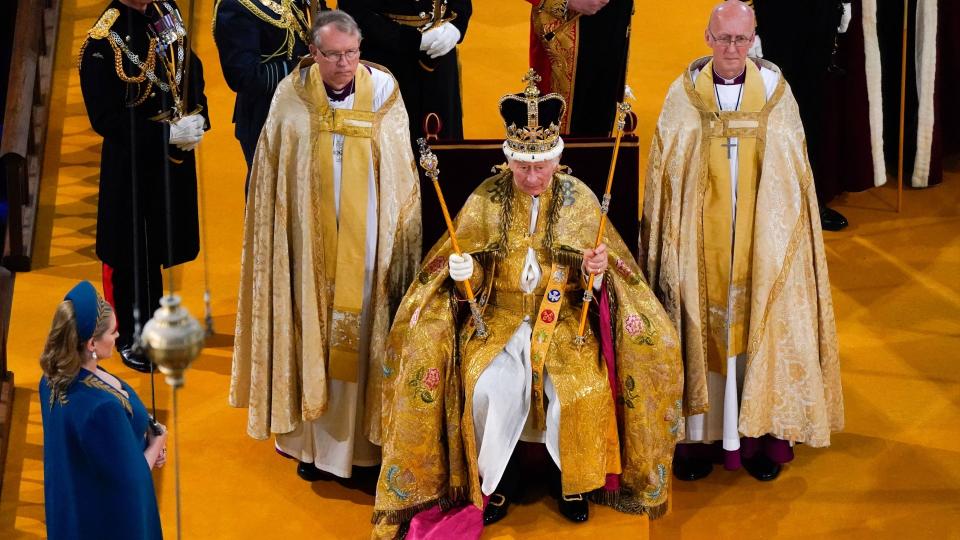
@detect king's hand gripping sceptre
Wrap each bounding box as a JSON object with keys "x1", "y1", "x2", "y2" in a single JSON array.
[
  {"x1": 574, "y1": 102, "x2": 631, "y2": 345},
  {"x1": 417, "y1": 139, "x2": 489, "y2": 338}
]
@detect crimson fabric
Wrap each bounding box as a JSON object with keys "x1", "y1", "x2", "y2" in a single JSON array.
[
  {"x1": 101, "y1": 263, "x2": 115, "y2": 310},
  {"x1": 527, "y1": 0, "x2": 633, "y2": 136}
]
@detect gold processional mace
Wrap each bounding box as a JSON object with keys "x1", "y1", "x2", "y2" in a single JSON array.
[
  {"x1": 574, "y1": 102, "x2": 631, "y2": 345},
  {"x1": 138, "y1": 3, "x2": 206, "y2": 540},
  {"x1": 417, "y1": 138, "x2": 489, "y2": 338}
]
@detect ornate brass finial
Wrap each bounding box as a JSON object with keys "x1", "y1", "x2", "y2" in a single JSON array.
[
  {"x1": 616, "y1": 102, "x2": 631, "y2": 133},
  {"x1": 417, "y1": 138, "x2": 439, "y2": 181},
  {"x1": 140, "y1": 295, "x2": 204, "y2": 388}
]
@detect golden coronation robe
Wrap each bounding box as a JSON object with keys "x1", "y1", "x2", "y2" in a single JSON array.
[
  {"x1": 640, "y1": 57, "x2": 844, "y2": 447},
  {"x1": 229, "y1": 59, "x2": 422, "y2": 473},
  {"x1": 372, "y1": 170, "x2": 683, "y2": 536}
]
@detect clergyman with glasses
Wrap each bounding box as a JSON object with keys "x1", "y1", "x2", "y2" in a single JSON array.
[
  {"x1": 640, "y1": 0, "x2": 844, "y2": 484},
  {"x1": 229, "y1": 10, "x2": 423, "y2": 485}
]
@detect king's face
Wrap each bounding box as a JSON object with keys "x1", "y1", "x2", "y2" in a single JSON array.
[{"x1": 509, "y1": 158, "x2": 559, "y2": 197}]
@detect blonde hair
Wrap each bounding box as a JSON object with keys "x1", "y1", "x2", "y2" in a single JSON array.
[{"x1": 39, "y1": 299, "x2": 113, "y2": 407}]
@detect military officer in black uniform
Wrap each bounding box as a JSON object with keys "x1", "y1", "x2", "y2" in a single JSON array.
[
  {"x1": 339, "y1": 0, "x2": 471, "y2": 141},
  {"x1": 79, "y1": 0, "x2": 209, "y2": 372},
  {"x1": 213, "y1": 0, "x2": 315, "y2": 172}
]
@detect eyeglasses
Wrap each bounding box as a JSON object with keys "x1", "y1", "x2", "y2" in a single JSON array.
[
  {"x1": 708, "y1": 29, "x2": 755, "y2": 48},
  {"x1": 317, "y1": 48, "x2": 360, "y2": 63}
]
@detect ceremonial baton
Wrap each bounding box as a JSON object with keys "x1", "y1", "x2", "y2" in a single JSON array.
[
  {"x1": 416, "y1": 139, "x2": 488, "y2": 338},
  {"x1": 574, "y1": 103, "x2": 631, "y2": 345}
]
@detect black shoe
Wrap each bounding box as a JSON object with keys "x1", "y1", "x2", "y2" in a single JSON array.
[
  {"x1": 557, "y1": 493, "x2": 589, "y2": 523},
  {"x1": 483, "y1": 493, "x2": 510, "y2": 525},
  {"x1": 673, "y1": 456, "x2": 713, "y2": 481},
  {"x1": 819, "y1": 205, "x2": 849, "y2": 231},
  {"x1": 742, "y1": 455, "x2": 782, "y2": 481},
  {"x1": 296, "y1": 461, "x2": 328, "y2": 482},
  {"x1": 119, "y1": 346, "x2": 153, "y2": 374}
]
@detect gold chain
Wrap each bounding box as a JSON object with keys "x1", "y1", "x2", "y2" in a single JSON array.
[
  {"x1": 212, "y1": 0, "x2": 309, "y2": 58},
  {"x1": 109, "y1": 37, "x2": 158, "y2": 83}
]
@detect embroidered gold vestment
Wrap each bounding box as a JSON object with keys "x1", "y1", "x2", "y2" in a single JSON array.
[
  {"x1": 640, "y1": 57, "x2": 844, "y2": 446},
  {"x1": 372, "y1": 170, "x2": 683, "y2": 536},
  {"x1": 229, "y1": 60, "x2": 422, "y2": 444}
]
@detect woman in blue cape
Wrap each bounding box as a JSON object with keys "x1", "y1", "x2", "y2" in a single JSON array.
[{"x1": 39, "y1": 280, "x2": 167, "y2": 540}]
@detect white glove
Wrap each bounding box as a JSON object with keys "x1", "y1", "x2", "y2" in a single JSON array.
[
  {"x1": 748, "y1": 34, "x2": 763, "y2": 59},
  {"x1": 838, "y1": 2, "x2": 852, "y2": 34},
  {"x1": 420, "y1": 27, "x2": 439, "y2": 52},
  {"x1": 426, "y1": 23, "x2": 461, "y2": 59},
  {"x1": 448, "y1": 253, "x2": 474, "y2": 282},
  {"x1": 169, "y1": 114, "x2": 204, "y2": 151}
]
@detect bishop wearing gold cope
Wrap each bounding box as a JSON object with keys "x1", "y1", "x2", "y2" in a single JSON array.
[
  {"x1": 640, "y1": 1, "x2": 843, "y2": 483},
  {"x1": 229, "y1": 11, "x2": 421, "y2": 480},
  {"x1": 372, "y1": 72, "x2": 683, "y2": 537}
]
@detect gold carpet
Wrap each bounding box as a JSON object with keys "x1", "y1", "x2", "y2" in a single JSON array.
[{"x1": 2, "y1": 0, "x2": 959, "y2": 538}]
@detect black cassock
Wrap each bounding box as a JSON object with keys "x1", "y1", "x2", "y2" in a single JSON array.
[
  {"x1": 340, "y1": 0, "x2": 471, "y2": 141},
  {"x1": 754, "y1": 1, "x2": 847, "y2": 203},
  {"x1": 566, "y1": 0, "x2": 633, "y2": 136},
  {"x1": 213, "y1": 0, "x2": 311, "y2": 168},
  {"x1": 79, "y1": 0, "x2": 208, "y2": 349}
]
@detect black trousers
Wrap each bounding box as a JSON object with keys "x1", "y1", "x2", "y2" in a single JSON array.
[{"x1": 107, "y1": 258, "x2": 163, "y2": 352}]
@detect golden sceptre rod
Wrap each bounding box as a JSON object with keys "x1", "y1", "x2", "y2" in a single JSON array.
[
  {"x1": 574, "y1": 103, "x2": 631, "y2": 345},
  {"x1": 417, "y1": 138, "x2": 488, "y2": 338}
]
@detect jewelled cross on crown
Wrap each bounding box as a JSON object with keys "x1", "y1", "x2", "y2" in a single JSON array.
[{"x1": 522, "y1": 68, "x2": 542, "y2": 130}]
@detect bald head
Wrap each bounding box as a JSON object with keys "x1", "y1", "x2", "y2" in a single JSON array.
[
  {"x1": 704, "y1": 1, "x2": 756, "y2": 78},
  {"x1": 708, "y1": 0, "x2": 755, "y2": 30}
]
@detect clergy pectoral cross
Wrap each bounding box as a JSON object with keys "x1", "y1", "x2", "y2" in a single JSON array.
[{"x1": 721, "y1": 137, "x2": 738, "y2": 160}]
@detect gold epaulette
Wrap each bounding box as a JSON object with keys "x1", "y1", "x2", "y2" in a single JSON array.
[
  {"x1": 212, "y1": 0, "x2": 309, "y2": 60},
  {"x1": 89, "y1": 8, "x2": 119, "y2": 40}
]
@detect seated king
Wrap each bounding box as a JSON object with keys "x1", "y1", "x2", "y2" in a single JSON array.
[{"x1": 371, "y1": 71, "x2": 684, "y2": 537}]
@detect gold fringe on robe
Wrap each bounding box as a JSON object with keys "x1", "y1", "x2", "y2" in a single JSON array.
[{"x1": 372, "y1": 170, "x2": 683, "y2": 536}]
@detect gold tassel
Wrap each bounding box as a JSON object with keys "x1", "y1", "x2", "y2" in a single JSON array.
[
  {"x1": 371, "y1": 486, "x2": 471, "y2": 526},
  {"x1": 588, "y1": 488, "x2": 668, "y2": 518},
  {"x1": 552, "y1": 247, "x2": 584, "y2": 271},
  {"x1": 371, "y1": 500, "x2": 439, "y2": 525},
  {"x1": 646, "y1": 500, "x2": 669, "y2": 520}
]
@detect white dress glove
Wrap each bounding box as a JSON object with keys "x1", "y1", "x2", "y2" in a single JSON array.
[
  {"x1": 448, "y1": 253, "x2": 474, "y2": 282},
  {"x1": 169, "y1": 114, "x2": 204, "y2": 151},
  {"x1": 838, "y1": 2, "x2": 852, "y2": 34},
  {"x1": 748, "y1": 34, "x2": 763, "y2": 59},
  {"x1": 426, "y1": 23, "x2": 461, "y2": 59},
  {"x1": 420, "y1": 27, "x2": 439, "y2": 52}
]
